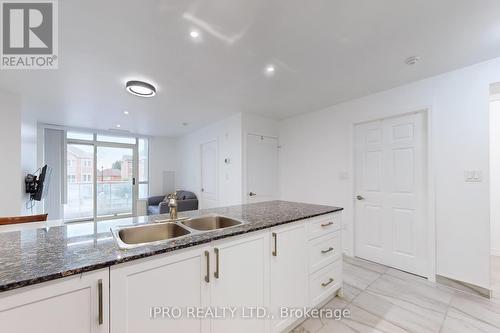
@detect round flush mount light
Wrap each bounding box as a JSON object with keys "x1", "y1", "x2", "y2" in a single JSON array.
[
  {"x1": 116, "y1": 124, "x2": 121, "y2": 128},
  {"x1": 126, "y1": 80, "x2": 157, "y2": 97},
  {"x1": 405, "y1": 56, "x2": 420, "y2": 66},
  {"x1": 123, "y1": 110, "x2": 129, "y2": 115}
]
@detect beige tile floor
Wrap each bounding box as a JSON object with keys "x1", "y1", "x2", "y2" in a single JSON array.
[{"x1": 290, "y1": 256, "x2": 500, "y2": 333}]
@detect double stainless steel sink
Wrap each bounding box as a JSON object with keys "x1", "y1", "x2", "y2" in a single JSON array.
[{"x1": 111, "y1": 214, "x2": 244, "y2": 249}]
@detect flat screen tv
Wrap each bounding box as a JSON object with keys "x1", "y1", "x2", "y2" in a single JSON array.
[{"x1": 25, "y1": 165, "x2": 52, "y2": 201}]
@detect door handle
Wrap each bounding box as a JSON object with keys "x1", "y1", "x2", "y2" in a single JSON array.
[
  {"x1": 249, "y1": 192, "x2": 257, "y2": 197},
  {"x1": 356, "y1": 195, "x2": 365, "y2": 201},
  {"x1": 132, "y1": 178, "x2": 136, "y2": 186},
  {"x1": 204, "y1": 251, "x2": 210, "y2": 283},
  {"x1": 272, "y1": 232, "x2": 277, "y2": 257},
  {"x1": 214, "y1": 248, "x2": 220, "y2": 279},
  {"x1": 98, "y1": 279, "x2": 103, "y2": 325}
]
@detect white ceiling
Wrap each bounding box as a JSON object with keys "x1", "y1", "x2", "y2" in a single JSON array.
[{"x1": 1, "y1": 0, "x2": 500, "y2": 136}]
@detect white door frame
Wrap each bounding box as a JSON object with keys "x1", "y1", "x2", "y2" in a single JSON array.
[
  {"x1": 352, "y1": 108, "x2": 436, "y2": 281},
  {"x1": 200, "y1": 139, "x2": 219, "y2": 208},
  {"x1": 242, "y1": 131, "x2": 280, "y2": 204}
]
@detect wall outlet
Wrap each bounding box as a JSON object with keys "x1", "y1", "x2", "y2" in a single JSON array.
[{"x1": 464, "y1": 170, "x2": 482, "y2": 182}]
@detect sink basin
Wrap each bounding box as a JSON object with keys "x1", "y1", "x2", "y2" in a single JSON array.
[
  {"x1": 114, "y1": 222, "x2": 191, "y2": 247},
  {"x1": 181, "y1": 215, "x2": 243, "y2": 231}
]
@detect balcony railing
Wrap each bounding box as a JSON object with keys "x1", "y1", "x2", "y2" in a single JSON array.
[{"x1": 64, "y1": 181, "x2": 133, "y2": 220}]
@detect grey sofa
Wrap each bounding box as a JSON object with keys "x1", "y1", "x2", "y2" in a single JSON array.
[{"x1": 147, "y1": 190, "x2": 199, "y2": 216}]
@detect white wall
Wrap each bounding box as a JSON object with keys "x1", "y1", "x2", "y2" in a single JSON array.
[
  {"x1": 20, "y1": 115, "x2": 38, "y2": 214},
  {"x1": 176, "y1": 114, "x2": 243, "y2": 207},
  {"x1": 149, "y1": 136, "x2": 177, "y2": 197},
  {"x1": 279, "y1": 57, "x2": 500, "y2": 289},
  {"x1": 490, "y1": 96, "x2": 500, "y2": 256},
  {"x1": 0, "y1": 92, "x2": 22, "y2": 216}
]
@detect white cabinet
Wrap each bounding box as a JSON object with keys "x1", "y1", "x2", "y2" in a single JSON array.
[
  {"x1": 110, "y1": 245, "x2": 210, "y2": 333},
  {"x1": 270, "y1": 222, "x2": 308, "y2": 333},
  {"x1": 110, "y1": 231, "x2": 269, "y2": 333},
  {"x1": 0, "y1": 268, "x2": 109, "y2": 333},
  {"x1": 210, "y1": 231, "x2": 270, "y2": 333}
]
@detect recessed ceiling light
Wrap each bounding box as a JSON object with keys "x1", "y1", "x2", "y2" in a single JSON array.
[
  {"x1": 116, "y1": 124, "x2": 121, "y2": 128},
  {"x1": 264, "y1": 64, "x2": 276, "y2": 76},
  {"x1": 126, "y1": 80, "x2": 157, "y2": 97},
  {"x1": 123, "y1": 110, "x2": 129, "y2": 115},
  {"x1": 405, "y1": 56, "x2": 420, "y2": 66},
  {"x1": 182, "y1": 122, "x2": 189, "y2": 126},
  {"x1": 190, "y1": 30, "x2": 200, "y2": 39}
]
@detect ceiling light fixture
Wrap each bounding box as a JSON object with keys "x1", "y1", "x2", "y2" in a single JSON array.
[
  {"x1": 264, "y1": 64, "x2": 276, "y2": 77},
  {"x1": 405, "y1": 56, "x2": 420, "y2": 66},
  {"x1": 190, "y1": 30, "x2": 200, "y2": 39},
  {"x1": 116, "y1": 124, "x2": 121, "y2": 128},
  {"x1": 123, "y1": 110, "x2": 129, "y2": 115},
  {"x1": 125, "y1": 80, "x2": 157, "y2": 97}
]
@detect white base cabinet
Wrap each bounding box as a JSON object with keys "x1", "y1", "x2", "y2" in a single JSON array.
[
  {"x1": 110, "y1": 245, "x2": 211, "y2": 333},
  {"x1": 0, "y1": 268, "x2": 109, "y2": 333},
  {"x1": 270, "y1": 221, "x2": 308, "y2": 333},
  {"x1": 0, "y1": 212, "x2": 342, "y2": 333}
]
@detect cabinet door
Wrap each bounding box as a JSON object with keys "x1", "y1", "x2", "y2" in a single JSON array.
[
  {"x1": 0, "y1": 269, "x2": 109, "y2": 333},
  {"x1": 110, "y1": 246, "x2": 210, "y2": 333},
  {"x1": 211, "y1": 231, "x2": 270, "y2": 333},
  {"x1": 270, "y1": 222, "x2": 308, "y2": 333}
]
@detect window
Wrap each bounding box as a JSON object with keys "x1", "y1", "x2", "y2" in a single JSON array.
[
  {"x1": 67, "y1": 175, "x2": 76, "y2": 183},
  {"x1": 97, "y1": 134, "x2": 136, "y2": 145},
  {"x1": 67, "y1": 160, "x2": 74, "y2": 167},
  {"x1": 138, "y1": 138, "x2": 149, "y2": 199},
  {"x1": 67, "y1": 131, "x2": 93, "y2": 141},
  {"x1": 83, "y1": 160, "x2": 92, "y2": 167}
]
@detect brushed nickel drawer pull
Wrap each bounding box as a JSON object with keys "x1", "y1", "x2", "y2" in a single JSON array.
[
  {"x1": 321, "y1": 247, "x2": 334, "y2": 254},
  {"x1": 321, "y1": 278, "x2": 334, "y2": 287},
  {"x1": 214, "y1": 248, "x2": 220, "y2": 279},
  {"x1": 204, "y1": 251, "x2": 210, "y2": 283},
  {"x1": 272, "y1": 232, "x2": 277, "y2": 257},
  {"x1": 98, "y1": 279, "x2": 103, "y2": 325},
  {"x1": 321, "y1": 222, "x2": 334, "y2": 227}
]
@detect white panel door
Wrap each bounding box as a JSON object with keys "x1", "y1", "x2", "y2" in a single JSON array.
[
  {"x1": 201, "y1": 140, "x2": 218, "y2": 208},
  {"x1": 211, "y1": 232, "x2": 270, "y2": 333},
  {"x1": 355, "y1": 113, "x2": 426, "y2": 276},
  {"x1": 246, "y1": 134, "x2": 279, "y2": 203}
]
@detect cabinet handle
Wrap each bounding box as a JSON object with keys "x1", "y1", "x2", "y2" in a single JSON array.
[
  {"x1": 214, "y1": 248, "x2": 220, "y2": 279},
  {"x1": 321, "y1": 247, "x2": 334, "y2": 254},
  {"x1": 204, "y1": 251, "x2": 210, "y2": 283},
  {"x1": 321, "y1": 222, "x2": 334, "y2": 227},
  {"x1": 272, "y1": 232, "x2": 277, "y2": 257},
  {"x1": 321, "y1": 278, "x2": 334, "y2": 287},
  {"x1": 98, "y1": 279, "x2": 103, "y2": 325}
]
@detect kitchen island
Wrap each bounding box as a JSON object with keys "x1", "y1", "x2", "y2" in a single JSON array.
[{"x1": 0, "y1": 200, "x2": 343, "y2": 333}]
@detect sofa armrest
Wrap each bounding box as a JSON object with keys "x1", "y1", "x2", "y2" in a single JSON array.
[{"x1": 159, "y1": 201, "x2": 170, "y2": 214}]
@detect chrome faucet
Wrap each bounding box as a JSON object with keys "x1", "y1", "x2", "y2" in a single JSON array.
[{"x1": 167, "y1": 192, "x2": 178, "y2": 220}]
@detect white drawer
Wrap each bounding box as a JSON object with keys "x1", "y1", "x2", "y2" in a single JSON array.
[
  {"x1": 308, "y1": 260, "x2": 342, "y2": 307},
  {"x1": 309, "y1": 231, "x2": 341, "y2": 274},
  {"x1": 307, "y1": 213, "x2": 340, "y2": 240}
]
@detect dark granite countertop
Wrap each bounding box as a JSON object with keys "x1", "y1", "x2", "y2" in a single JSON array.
[{"x1": 0, "y1": 201, "x2": 342, "y2": 293}]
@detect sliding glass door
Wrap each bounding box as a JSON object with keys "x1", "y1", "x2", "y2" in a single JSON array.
[
  {"x1": 64, "y1": 144, "x2": 94, "y2": 221},
  {"x1": 96, "y1": 146, "x2": 135, "y2": 219},
  {"x1": 63, "y1": 132, "x2": 145, "y2": 222}
]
